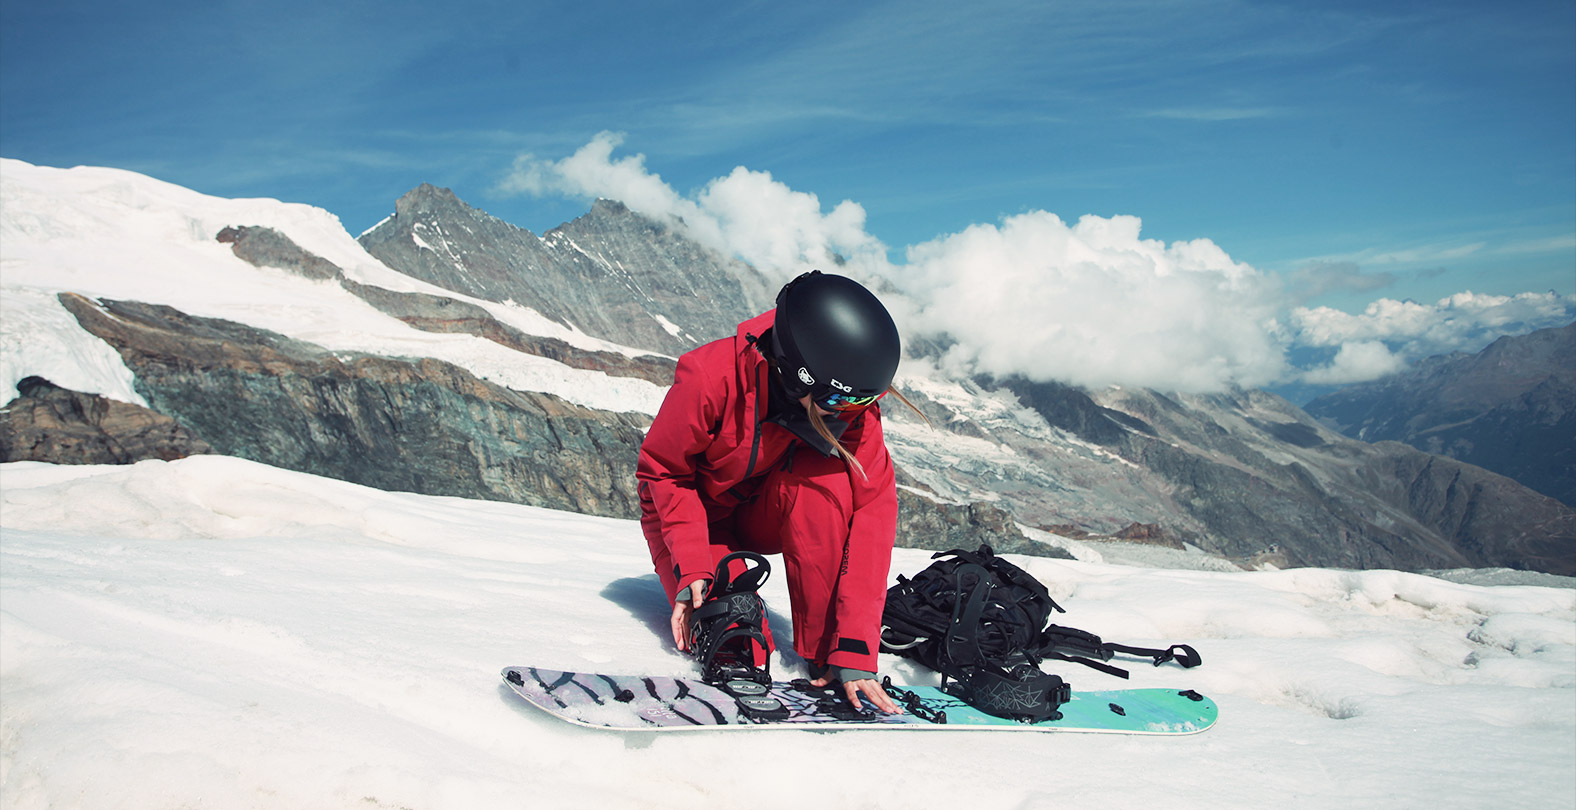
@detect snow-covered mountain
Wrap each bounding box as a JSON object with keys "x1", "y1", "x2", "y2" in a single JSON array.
[
  {"x1": 0, "y1": 159, "x2": 1030, "y2": 553},
  {"x1": 1, "y1": 158, "x2": 1571, "y2": 574}
]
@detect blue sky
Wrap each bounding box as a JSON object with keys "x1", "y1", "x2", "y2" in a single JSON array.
[{"x1": 3, "y1": 0, "x2": 1572, "y2": 392}]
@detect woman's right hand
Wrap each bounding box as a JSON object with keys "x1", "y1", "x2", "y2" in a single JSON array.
[{"x1": 669, "y1": 579, "x2": 709, "y2": 651}]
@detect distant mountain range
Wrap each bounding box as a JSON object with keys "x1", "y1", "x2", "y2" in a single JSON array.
[
  {"x1": 2, "y1": 162, "x2": 1571, "y2": 575},
  {"x1": 1304, "y1": 321, "x2": 1575, "y2": 508}
]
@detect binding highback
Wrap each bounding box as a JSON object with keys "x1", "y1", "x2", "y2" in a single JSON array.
[{"x1": 688, "y1": 551, "x2": 774, "y2": 688}]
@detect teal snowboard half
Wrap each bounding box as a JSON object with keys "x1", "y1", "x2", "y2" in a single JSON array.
[{"x1": 502, "y1": 666, "x2": 1217, "y2": 734}]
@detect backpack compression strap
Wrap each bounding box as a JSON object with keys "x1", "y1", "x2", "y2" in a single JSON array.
[{"x1": 1039, "y1": 624, "x2": 1203, "y2": 679}]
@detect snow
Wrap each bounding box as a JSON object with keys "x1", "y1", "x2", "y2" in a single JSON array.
[
  {"x1": 2, "y1": 457, "x2": 1573, "y2": 810},
  {"x1": 0, "y1": 287, "x2": 148, "y2": 407},
  {"x1": 357, "y1": 214, "x2": 393, "y2": 239},
  {"x1": 653, "y1": 314, "x2": 684, "y2": 338}
]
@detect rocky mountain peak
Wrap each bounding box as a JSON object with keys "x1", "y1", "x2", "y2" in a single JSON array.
[
  {"x1": 587, "y1": 197, "x2": 631, "y2": 217},
  {"x1": 393, "y1": 183, "x2": 471, "y2": 218},
  {"x1": 357, "y1": 185, "x2": 774, "y2": 355}
]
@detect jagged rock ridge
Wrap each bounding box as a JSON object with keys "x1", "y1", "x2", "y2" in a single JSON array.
[
  {"x1": 12, "y1": 284, "x2": 1033, "y2": 552},
  {"x1": 356, "y1": 187, "x2": 776, "y2": 356},
  {"x1": 218, "y1": 223, "x2": 677, "y2": 385}
]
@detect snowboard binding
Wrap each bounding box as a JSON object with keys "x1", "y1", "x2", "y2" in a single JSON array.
[{"x1": 687, "y1": 551, "x2": 778, "y2": 709}]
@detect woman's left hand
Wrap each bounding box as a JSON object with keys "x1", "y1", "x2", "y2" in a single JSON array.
[{"x1": 810, "y1": 674, "x2": 903, "y2": 714}]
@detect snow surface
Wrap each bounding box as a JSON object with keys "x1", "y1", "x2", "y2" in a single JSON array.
[{"x1": 2, "y1": 457, "x2": 1573, "y2": 810}]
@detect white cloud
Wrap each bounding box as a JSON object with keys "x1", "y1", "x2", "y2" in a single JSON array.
[
  {"x1": 695, "y1": 166, "x2": 890, "y2": 278},
  {"x1": 1292, "y1": 240, "x2": 1490, "y2": 270},
  {"x1": 498, "y1": 135, "x2": 1573, "y2": 394},
  {"x1": 1292, "y1": 290, "x2": 1576, "y2": 361},
  {"x1": 498, "y1": 132, "x2": 717, "y2": 243},
  {"x1": 1301, "y1": 341, "x2": 1406, "y2": 385},
  {"x1": 497, "y1": 131, "x2": 882, "y2": 285},
  {"x1": 1288, "y1": 290, "x2": 1575, "y2": 384},
  {"x1": 898, "y1": 212, "x2": 1288, "y2": 392}
]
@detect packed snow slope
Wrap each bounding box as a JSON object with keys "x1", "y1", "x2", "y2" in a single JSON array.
[{"x1": 2, "y1": 457, "x2": 1572, "y2": 810}]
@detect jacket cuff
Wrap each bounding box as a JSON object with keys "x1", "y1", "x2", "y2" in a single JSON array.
[
  {"x1": 834, "y1": 666, "x2": 877, "y2": 683},
  {"x1": 674, "y1": 571, "x2": 712, "y2": 602},
  {"x1": 825, "y1": 636, "x2": 879, "y2": 672}
]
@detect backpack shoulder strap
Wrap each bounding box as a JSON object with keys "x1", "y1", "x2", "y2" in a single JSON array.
[{"x1": 941, "y1": 563, "x2": 993, "y2": 669}]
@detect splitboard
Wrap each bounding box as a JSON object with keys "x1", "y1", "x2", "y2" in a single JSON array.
[{"x1": 502, "y1": 666, "x2": 1218, "y2": 734}]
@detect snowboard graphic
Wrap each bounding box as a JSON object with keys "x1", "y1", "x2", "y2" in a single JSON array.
[{"x1": 502, "y1": 666, "x2": 1218, "y2": 734}]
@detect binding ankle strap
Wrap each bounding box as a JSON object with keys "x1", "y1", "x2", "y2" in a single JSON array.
[{"x1": 710, "y1": 551, "x2": 771, "y2": 596}]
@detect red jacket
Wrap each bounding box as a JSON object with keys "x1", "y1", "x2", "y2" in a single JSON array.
[{"x1": 637, "y1": 310, "x2": 899, "y2": 671}]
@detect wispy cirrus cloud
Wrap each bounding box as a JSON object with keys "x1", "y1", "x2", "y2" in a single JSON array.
[
  {"x1": 1286, "y1": 262, "x2": 1398, "y2": 302},
  {"x1": 1138, "y1": 107, "x2": 1284, "y2": 121}
]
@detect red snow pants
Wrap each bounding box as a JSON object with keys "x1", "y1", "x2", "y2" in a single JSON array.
[{"x1": 641, "y1": 449, "x2": 853, "y2": 667}]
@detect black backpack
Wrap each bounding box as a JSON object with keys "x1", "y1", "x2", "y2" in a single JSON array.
[{"x1": 880, "y1": 545, "x2": 1202, "y2": 722}]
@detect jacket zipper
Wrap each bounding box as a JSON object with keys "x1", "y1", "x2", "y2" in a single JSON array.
[{"x1": 742, "y1": 361, "x2": 764, "y2": 479}]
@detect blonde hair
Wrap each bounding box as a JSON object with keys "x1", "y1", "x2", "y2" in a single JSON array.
[{"x1": 805, "y1": 385, "x2": 932, "y2": 482}]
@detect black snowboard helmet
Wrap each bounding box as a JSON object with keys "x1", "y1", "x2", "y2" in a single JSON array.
[{"x1": 770, "y1": 271, "x2": 901, "y2": 411}]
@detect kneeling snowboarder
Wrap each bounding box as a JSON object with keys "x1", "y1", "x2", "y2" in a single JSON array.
[{"x1": 636, "y1": 271, "x2": 918, "y2": 714}]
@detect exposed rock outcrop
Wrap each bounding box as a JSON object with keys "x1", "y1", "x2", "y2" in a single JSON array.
[
  {"x1": 55, "y1": 293, "x2": 649, "y2": 518},
  {"x1": 336, "y1": 279, "x2": 676, "y2": 385},
  {"x1": 217, "y1": 225, "x2": 341, "y2": 281},
  {"x1": 0, "y1": 376, "x2": 213, "y2": 464},
  {"x1": 44, "y1": 292, "x2": 1029, "y2": 554},
  {"x1": 1099, "y1": 385, "x2": 1576, "y2": 574}
]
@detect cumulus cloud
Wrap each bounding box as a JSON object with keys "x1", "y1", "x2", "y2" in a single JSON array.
[
  {"x1": 1294, "y1": 291, "x2": 1576, "y2": 353},
  {"x1": 1300, "y1": 341, "x2": 1406, "y2": 385},
  {"x1": 497, "y1": 131, "x2": 883, "y2": 284},
  {"x1": 499, "y1": 132, "x2": 725, "y2": 246},
  {"x1": 899, "y1": 212, "x2": 1288, "y2": 391},
  {"x1": 498, "y1": 134, "x2": 1574, "y2": 394},
  {"x1": 1291, "y1": 290, "x2": 1576, "y2": 384}
]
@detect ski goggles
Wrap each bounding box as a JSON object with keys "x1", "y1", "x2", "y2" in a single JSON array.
[{"x1": 815, "y1": 389, "x2": 886, "y2": 413}]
